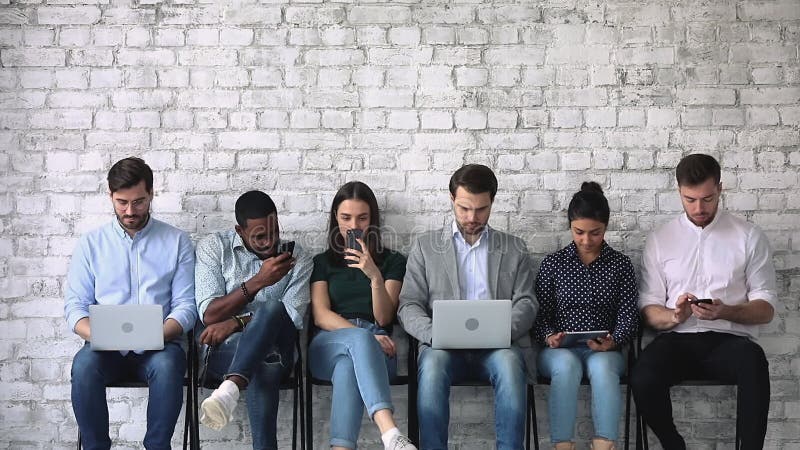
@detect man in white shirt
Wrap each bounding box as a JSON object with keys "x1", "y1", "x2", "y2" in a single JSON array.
[{"x1": 632, "y1": 154, "x2": 778, "y2": 450}]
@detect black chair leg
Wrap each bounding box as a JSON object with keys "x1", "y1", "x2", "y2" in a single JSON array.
[
  {"x1": 77, "y1": 430, "x2": 81, "y2": 450},
  {"x1": 530, "y1": 384, "x2": 539, "y2": 450},
  {"x1": 292, "y1": 377, "x2": 298, "y2": 450},
  {"x1": 305, "y1": 375, "x2": 313, "y2": 450},
  {"x1": 408, "y1": 376, "x2": 418, "y2": 445},
  {"x1": 525, "y1": 385, "x2": 531, "y2": 450},
  {"x1": 299, "y1": 368, "x2": 306, "y2": 450},
  {"x1": 624, "y1": 384, "x2": 631, "y2": 450},
  {"x1": 640, "y1": 415, "x2": 649, "y2": 450}
]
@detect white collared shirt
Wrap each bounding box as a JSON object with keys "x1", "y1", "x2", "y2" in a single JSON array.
[
  {"x1": 639, "y1": 210, "x2": 778, "y2": 339},
  {"x1": 452, "y1": 221, "x2": 490, "y2": 300}
]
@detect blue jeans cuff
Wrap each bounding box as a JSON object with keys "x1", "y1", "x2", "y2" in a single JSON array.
[
  {"x1": 330, "y1": 437, "x2": 357, "y2": 449},
  {"x1": 366, "y1": 401, "x2": 393, "y2": 420},
  {"x1": 224, "y1": 372, "x2": 250, "y2": 385}
]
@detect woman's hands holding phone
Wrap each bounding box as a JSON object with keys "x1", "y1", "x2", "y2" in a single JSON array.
[{"x1": 344, "y1": 237, "x2": 381, "y2": 283}]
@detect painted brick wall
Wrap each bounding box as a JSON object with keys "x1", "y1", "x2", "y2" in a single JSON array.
[{"x1": 1, "y1": 0, "x2": 799, "y2": 449}]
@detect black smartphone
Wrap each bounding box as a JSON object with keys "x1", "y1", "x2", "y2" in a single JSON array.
[
  {"x1": 277, "y1": 240, "x2": 295, "y2": 257},
  {"x1": 345, "y1": 229, "x2": 363, "y2": 265},
  {"x1": 687, "y1": 298, "x2": 713, "y2": 305}
]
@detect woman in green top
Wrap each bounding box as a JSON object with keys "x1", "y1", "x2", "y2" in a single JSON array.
[{"x1": 308, "y1": 181, "x2": 416, "y2": 450}]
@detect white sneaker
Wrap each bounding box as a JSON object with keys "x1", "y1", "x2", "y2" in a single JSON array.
[
  {"x1": 200, "y1": 380, "x2": 239, "y2": 430},
  {"x1": 385, "y1": 433, "x2": 417, "y2": 450}
]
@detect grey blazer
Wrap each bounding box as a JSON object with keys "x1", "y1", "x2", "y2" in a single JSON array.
[{"x1": 397, "y1": 226, "x2": 539, "y2": 376}]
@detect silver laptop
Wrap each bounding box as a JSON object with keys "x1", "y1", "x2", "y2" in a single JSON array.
[
  {"x1": 431, "y1": 300, "x2": 512, "y2": 349},
  {"x1": 89, "y1": 304, "x2": 164, "y2": 351}
]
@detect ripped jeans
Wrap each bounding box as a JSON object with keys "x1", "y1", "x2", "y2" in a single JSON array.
[{"x1": 199, "y1": 299, "x2": 295, "y2": 450}]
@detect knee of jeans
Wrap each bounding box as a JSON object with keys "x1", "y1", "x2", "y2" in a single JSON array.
[
  {"x1": 418, "y1": 349, "x2": 451, "y2": 383},
  {"x1": 587, "y1": 354, "x2": 622, "y2": 380},
  {"x1": 71, "y1": 347, "x2": 103, "y2": 382},
  {"x1": 545, "y1": 350, "x2": 581, "y2": 380},
  {"x1": 251, "y1": 357, "x2": 287, "y2": 386},
  {"x1": 258, "y1": 298, "x2": 283, "y2": 314},
  {"x1": 344, "y1": 326, "x2": 376, "y2": 346},
  {"x1": 148, "y1": 350, "x2": 186, "y2": 380}
]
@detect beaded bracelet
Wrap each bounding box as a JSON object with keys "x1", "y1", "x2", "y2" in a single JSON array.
[{"x1": 240, "y1": 282, "x2": 251, "y2": 302}]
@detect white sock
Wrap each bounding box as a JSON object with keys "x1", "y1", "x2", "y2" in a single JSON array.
[
  {"x1": 381, "y1": 427, "x2": 401, "y2": 447},
  {"x1": 217, "y1": 379, "x2": 240, "y2": 398}
]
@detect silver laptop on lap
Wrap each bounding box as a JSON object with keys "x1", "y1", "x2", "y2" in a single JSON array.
[
  {"x1": 431, "y1": 299, "x2": 512, "y2": 349},
  {"x1": 89, "y1": 304, "x2": 164, "y2": 351}
]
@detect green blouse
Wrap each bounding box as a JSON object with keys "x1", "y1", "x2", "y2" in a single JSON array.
[{"x1": 310, "y1": 250, "x2": 407, "y2": 323}]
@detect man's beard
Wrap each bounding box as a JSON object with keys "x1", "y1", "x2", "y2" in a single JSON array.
[{"x1": 116, "y1": 211, "x2": 150, "y2": 232}]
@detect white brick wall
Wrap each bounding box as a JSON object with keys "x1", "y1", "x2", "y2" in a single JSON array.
[{"x1": 1, "y1": 1, "x2": 799, "y2": 449}]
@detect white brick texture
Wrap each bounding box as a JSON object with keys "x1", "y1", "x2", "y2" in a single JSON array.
[{"x1": 1, "y1": 1, "x2": 799, "y2": 449}]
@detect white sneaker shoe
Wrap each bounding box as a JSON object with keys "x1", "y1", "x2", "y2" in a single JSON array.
[
  {"x1": 200, "y1": 379, "x2": 239, "y2": 430},
  {"x1": 385, "y1": 433, "x2": 417, "y2": 450}
]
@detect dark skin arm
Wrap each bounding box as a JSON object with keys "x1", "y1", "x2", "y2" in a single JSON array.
[{"x1": 199, "y1": 253, "x2": 293, "y2": 345}]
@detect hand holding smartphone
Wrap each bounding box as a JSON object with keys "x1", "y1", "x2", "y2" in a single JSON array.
[
  {"x1": 277, "y1": 240, "x2": 295, "y2": 257},
  {"x1": 345, "y1": 229, "x2": 363, "y2": 266},
  {"x1": 687, "y1": 298, "x2": 713, "y2": 305}
]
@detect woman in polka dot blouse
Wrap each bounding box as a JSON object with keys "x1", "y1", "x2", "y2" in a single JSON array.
[{"x1": 534, "y1": 181, "x2": 639, "y2": 450}]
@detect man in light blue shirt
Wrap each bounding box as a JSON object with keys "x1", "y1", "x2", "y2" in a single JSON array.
[
  {"x1": 65, "y1": 157, "x2": 197, "y2": 450},
  {"x1": 398, "y1": 164, "x2": 538, "y2": 450},
  {"x1": 194, "y1": 190, "x2": 312, "y2": 450}
]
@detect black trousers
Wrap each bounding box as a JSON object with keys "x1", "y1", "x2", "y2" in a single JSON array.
[{"x1": 631, "y1": 331, "x2": 770, "y2": 450}]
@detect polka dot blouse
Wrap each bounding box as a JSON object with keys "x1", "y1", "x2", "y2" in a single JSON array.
[{"x1": 534, "y1": 241, "x2": 639, "y2": 346}]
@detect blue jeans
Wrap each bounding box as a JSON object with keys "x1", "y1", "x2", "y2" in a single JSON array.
[
  {"x1": 308, "y1": 319, "x2": 397, "y2": 449},
  {"x1": 417, "y1": 346, "x2": 527, "y2": 450},
  {"x1": 537, "y1": 347, "x2": 625, "y2": 443},
  {"x1": 70, "y1": 342, "x2": 186, "y2": 450},
  {"x1": 201, "y1": 299, "x2": 296, "y2": 450}
]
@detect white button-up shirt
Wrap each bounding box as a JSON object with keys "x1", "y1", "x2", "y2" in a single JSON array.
[
  {"x1": 452, "y1": 221, "x2": 490, "y2": 300},
  {"x1": 640, "y1": 210, "x2": 778, "y2": 339}
]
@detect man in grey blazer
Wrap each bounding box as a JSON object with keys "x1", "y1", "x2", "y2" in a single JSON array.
[{"x1": 398, "y1": 164, "x2": 538, "y2": 450}]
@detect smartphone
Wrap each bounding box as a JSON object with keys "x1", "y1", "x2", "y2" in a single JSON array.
[
  {"x1": 277, "y1": 240, "x2": 295, "y2": 257},
  {"x1": 687, "y1": 298, "x2": 713, "y2": 305},
  {"x1": 345, "y1": 229, "x2": 363, "y2": 265}
]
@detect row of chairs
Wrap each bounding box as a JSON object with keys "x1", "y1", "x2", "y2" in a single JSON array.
[{"x1": 77, "y1": 328, "x2": 740, "y2": 450}]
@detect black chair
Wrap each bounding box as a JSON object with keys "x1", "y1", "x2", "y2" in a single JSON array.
[
  {"x1": 634, "y1": 330, "x2": 741, "y2": 450},
  {"x1": 305, "y1": 323, "x2": 418, "y2": 450},
  {"x1": 75, "y1": 330, "x2": 197, "y2": 450},
  {"x1": 408, "y1": 339, "x2": 535, "y2": 450},
  {"x1": 190, "y1": 331, "x2": 305, "y2": 450},
  {"x1": 529, "y1": 342, "x2": 637, "y2": 450}
]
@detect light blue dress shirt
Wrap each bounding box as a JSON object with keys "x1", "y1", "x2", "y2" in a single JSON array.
[
  {"x1": 64, "y1": 217, "x2": 198, "y2": 335},
  {"x1": 194, "y1": 230, "x2": 312, "y2": 329},
  {"x1": 451, "y1": 220, "x2": 490, "y2": 300}
]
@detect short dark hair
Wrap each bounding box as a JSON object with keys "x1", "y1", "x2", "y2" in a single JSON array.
[
  {"x1": 235, "y1": 191, "x2": 277, "y2": 228},
  {"x1": 107, "y1": 157, "x2": 153, "y2": 193},
  {"x1": 676, "y1": 153, "x2": 721, "y2": 186},
  {"x1": 449, "y1": 164, "x2": 498, "y2": 200},
  {"x1": 326, "y1": 181, "x2": 386, "y2": 267},
  {"x1": 567, "y1": 181, "x2": 610, "y2": 226}
]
